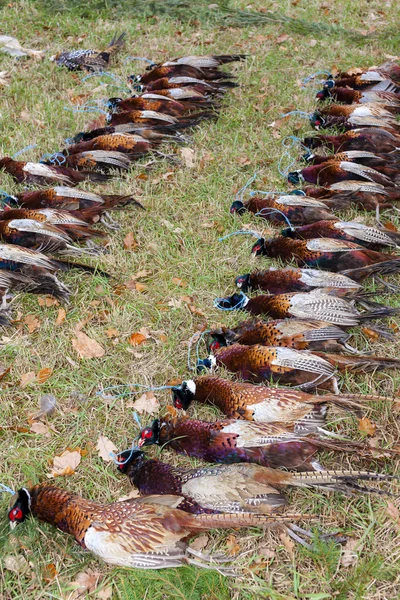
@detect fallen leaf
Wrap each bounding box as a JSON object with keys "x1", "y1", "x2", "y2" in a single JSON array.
[
  {"x1": 23, "y1": 313, "x2": 41, "y2": 333},
  {"x1": 279, "y1": 532, "x2": 295, "y2": 559},
  {"x1": 340, "y1": 539, "x2": 358, "y2": 568},
  {"x1": 70, "y1": 570, "x2": 102, "y2": 596},
  {"x1": 72, "y1": 331, "x2": 105, "y2": 359},
  {"x1": 49, "y1": 450, "x2": 81, "y2": 477},
  {"x1": 56, "y1": 308, "x2": 66, "y2": 325},
  {"x1": 131, "y1": 391, "x2": 159, "y2": 415},
  {"x1": 0, "y1": 364, "x2": 11, "y2": 381},
  {"x1": 386, "y1": 501, "x2": 400, "y2": 531},
  {"x1": 96, "y1": 435, "x2": 118, "y2": 462},
  {"x1": 276, "y1": 33, "x2": 290, "y2": 44},
  {"x1": 190, "y1": 534, "x2": 209, "y2": 552},
  {"x1": 180, "y1": 147, "x2": 195, "y2": 168},
  {"x1": 36, "y1": 367, "x2": 53, "y2": 384},
  {"x1": 20, "y1": 371, "x2": 36, "y2": 388},
  {"x1": 358, "y1": 417, "x2": 376, "y2": 436},
  {"x1": 131, "y1": 269, "x2": 151, "y2": 280},
  {"x1": 39, "y1": 393, "x2": 57, "y2": 416},
  {"x1": 97, "y1": 585, "x2": 113, "y2": 600},
  {"x1": 123, "y1": 231, "x2": 138, "y2": 250},
  {"x1": 105, "y1": 327, "x2": 119, "y2": 339},
  {"x1": 128, "y1": 332, "x2": 148, "y2": 346},
  {"x1": 172, "y1": 277, "x2": 187, "y2": 287},
  {"x1": 38, "y1": 296, "x2": 59, "y2": 307},
  {"x1": 135, "y1": 282, "x2": 147, "y2": 293},
  {"x1": 4, "y1": 554, "x2": 29, "y2": 574},
  {"x1": 118, "y1": 489, "x2": 141, "y2": 502},
  {"x1": 361, "y1": 327, "x2": 380, "y2": 341},
  {"x1": 30, "y1": 422, "x2": 51, "y2": 436},
  {"x1": 42, "y1": 562, "x2": 58, "y2": 583},
  {"x1": 225, "y1": 534, "x2": 241, "y2": 556}
]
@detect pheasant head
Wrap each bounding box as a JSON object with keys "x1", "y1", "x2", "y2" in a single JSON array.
[
  {"x1": 230, "y1": 200, "x2": 246, "y2": 214},
  {"x1": 172, "y1": 379, "x2": 197, "y2": 410},
  {"x1": 8, "y1": 488, "x2": 31, "y2": 529},
  {"x1": 138, "y1": 419, "x2": 160, "y2": 447},
  {"x1": 115, "y1": 448, "x2": 145, "y2": 473}
]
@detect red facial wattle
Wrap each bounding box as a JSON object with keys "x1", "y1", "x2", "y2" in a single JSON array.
[
  {"x1": 9, "y1": 507, "x2": 23, "y2": 522},
  {"x1": 174, "y1": 398, "x2": 183, "y2": 409}
]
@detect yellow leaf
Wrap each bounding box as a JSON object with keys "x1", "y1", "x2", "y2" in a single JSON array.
[
  {"x1": 358, "y1": 417, "x2": 376, "y2": 436},
  {"x1": 23, "y1": 313, "x2": 41, "y2": 333}
]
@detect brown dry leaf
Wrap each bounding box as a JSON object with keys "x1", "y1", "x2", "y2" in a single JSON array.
[
  {"x1": 36, "y1": 368, "x2": 53, "y2": 384},
  {"x1": 383, "y1": 221, "x2": 398, "y2": 232},
  {"x1": 340, "y1": 539, "x2": 358, "y2": 568},
  {"x1": 49, "y1": 450, "x2": 81, "y2": 477},
  {"x1": 56, "y1": 308, "x2": 66, "y2": 326},
  {"x1": 131, "y1": 391, "x2": 159, "y2": 415},
  {"x1": 128, "y1": 332, "x2": 148, "y2": 346},
  {"x1": 24, "y1": 314, "x2": 41, "y2": 333},
  {"x1": 276, "y1": 34, "x2": 290, "y2": 44},
  {"x1": 135, "y1": 282, "x2": 147, "y2": 293},
  {"x1": 358, "y1": 417, "x2": 376, "y2": 436},
  {"x1": 72, "y1": 331, "x2": 105, "y2": 359},
  {"x1": 30, "y1": 422, "x2": 51, "y2": 436},
  {"x1": 166, "y1": 404, "x2": 178, "y2": 417},
  {"x1": 279, "y1": 532, "x2": 295, "y2": 559},
  {"x1": 97, "y1": 585, "x2": 113, "y2": 600},
  {"x1": 225, "y1": 534, "x2": 241, "y2": 556},
  {"x1": 4, "y1": 554, "x2": 29, "y2": 574},
  {"x1": 0, "y1": 364, "x2": 11, "y2": 381},
  {"x1": 70, "y1": 570, "x2": 102, "y2": 596},
  {"x1": 96, "y1": 435, "x2": 118, "y2": 462},
  {"x1": 180, "y1": 147, "x2": 195, "y2": 168},
  {"x1": 172, "y1": 277, "x2": 187, "y2": 287},
  {"x1": 386, "y1": 502, "x2": 400, "y2": 531},
  {"x1": 190, "y1": 534, "x2": 209, "y2": 552},
  {"x1": 20, "y1": 371, "x2": 36, "y2": 388},
  {"x1": 38, "y1": 296, "x2": 59, "y2": 307},
  {"x1": 123, "y1": 231, "x2": 138, "y2": 250},
  {"x1": 118, "y1": 489, "x2": 141, "y2": 502},
  {"x1": 42, "y1": 563, "x2": 58, "y2": 583},
  {"x1": 132, "y1": 269, "x2": 151, "y2": 280},
  {"x1": 361, "y1": 327, "x2": 380, "y2": 341}
]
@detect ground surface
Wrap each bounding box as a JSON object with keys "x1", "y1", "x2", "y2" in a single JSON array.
[{"x1": 0, "y1": 1, "x2": 400, "y2": 598}]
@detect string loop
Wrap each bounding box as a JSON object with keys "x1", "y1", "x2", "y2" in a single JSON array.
[
  {"x1": 11, "y1": 144, "x2": 37, "y2": 159},
  {"x1": 0, "y1": 483, "x2": 15, "y2": 494},
  {"x1": 96, "y1": 383, "x2": 175, "y2": 399},
  {"x1": 254, "y1": 207, "x2": 294, "y2": 229},
  {"x1": 218, "y1": 230, "x2": 261, "y2": 242},
  {"x1": 301, "y1": 70, "x2": 332, "y2": 88},
  {"x1": 235, "y1": 172, "x2": 258, "y2": 202}
]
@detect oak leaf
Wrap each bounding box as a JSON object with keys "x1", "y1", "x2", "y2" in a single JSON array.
[
  {"x1": 358, "y1": 417, "x2": 376, "y2": 436},
  {"x1": 20, "y1": 371, "x2": 36, "y2": 388},
  {"x1": 131, "y1": 391, "x2": 159, "y2": 415},
  {"x1": 49, "y1": 450, "x2": 81, "y2": 477},
  {"x1": 96, "y1": 435, "x2": 118, "y2": 462}
]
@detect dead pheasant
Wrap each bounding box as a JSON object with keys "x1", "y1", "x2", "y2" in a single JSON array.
[
  {"x1": 230, "y1": 194, "x2": 335, "y2": 224},
  {"x1": 9, "y1": 484, "x2": 299, "y2": 571},
  {"x1": 235, "y1": 267, "x2": 361, "y2": 296},
  {"x1": 171, "y1": 375, "x2": 387, "y2": 423},
  {"x1": 51, "y1": 33, "x2": 126, "y2": 71},
  {"x1": 0, "y1": 157, "x2": 109, "y2": 185}
]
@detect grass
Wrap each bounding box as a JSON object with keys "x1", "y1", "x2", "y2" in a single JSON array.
[{"x1": 0, "y1": 0, "x2": 400, "y2": 598}]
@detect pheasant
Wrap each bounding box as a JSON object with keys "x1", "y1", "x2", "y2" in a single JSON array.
[
  {"x1": 0, "y1": 243, "x2": 108, "y2": 278},
  {"x1": 106, "y1": 96, "x2": 194, "y2": 116},
  {"x1": 0, "y1": 208, "x2": 107, "y2": 242},
  {"x1": 235, "y1": 267, "x2": 361, "y2": 295},
  {"x1": 138, "y1": 77, "x2": 238, "y2": 95},
  {"x1": 319, "y1": 102, "x2": 400, "y2": 120},
  {"x1": 150, "y1": 54, "x2": 247, "y2": 69},
  {"x1": 0, "y1": 157, "x2": 109, "y2": 186},
  {"x1": 303, "y1": 150, "x2": 399, "y2": 175},
  {"x1": 132, "y1": 63, "x2": 236, "y2": 85},
  {"x1": 230, "y1": 194, "x2": 335, "y2": 225},
  {"x1": 8, "y1": 484, "x2": 299, "y2": 571},
  {"x1": 5, "y1": 186, "x2": 143, "y2": 213},
  {"x1": 117, "y1": 450, "x2": 394, "y2": 516},
  {"x1": 58, "y1": 150, "x2": 136, "y2": 172},
  {"x1": 281, "y1": 220, "x2": 400, "y2": 250},
  {"x1": 50, "y1": 33, "x2": 126, "y2": 71},
  {"x1": 209, "y1": 318, "x2": 353, "y2": 352},
  {"x1": 171, "y1": 376, "x2": 390, "y2": 423},
  {"x1": 288, "y1": 161, "x2": 396, "y2": 188},
  {"x1": 197, "y1": 343, "x2": 339, "y2": 392},
  {"x1": 303, "y1": 128, "x2": 400, "y2": 155},
  {"x1": 252, "y1": 236, "x2": 400, "y2": 277},
  {"x1": 107, "y1": 109, "x2": 214, "y2": 129},
  {"x1": 325, "y1": 63, "x2": 400, "y2": 89},
  {"x1": 316, "y1": 86, "x2": 400, "y2": 108},
  {"x1": 213, "y1": 290, "x2": 398, "y2": 327},
  {"x1": 0, "y1": 219, "x2": 96, "y2": 256},
  {"x1": 138, "y1": 413, "x2": 394, "y2": 467},
  {"x1": 309, "y1": 107, "x2": 400, "y2": 131}
]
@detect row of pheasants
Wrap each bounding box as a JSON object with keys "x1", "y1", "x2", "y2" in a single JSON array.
[
  {"x1": 0, "y1": 52, "x2": 243, "y2": 321},
  {"x1": 7, "y1": 58, "x2": 400, "y2": 573}
]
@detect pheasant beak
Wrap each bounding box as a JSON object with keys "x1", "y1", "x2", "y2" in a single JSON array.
[
  {"x1": 49, "y1": 55, "x2": 56, "y2": 62},
  {"x1": 9, "y1": 521, "x2": 17, "y2": 530},
  {"x1": 138, "y1": 438, "x2": 145, "y2": 448}
]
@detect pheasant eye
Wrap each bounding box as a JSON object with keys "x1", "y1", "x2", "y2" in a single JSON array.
[{"x1": 9, "y1": 507, "x2": 23, "y2": 521}]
